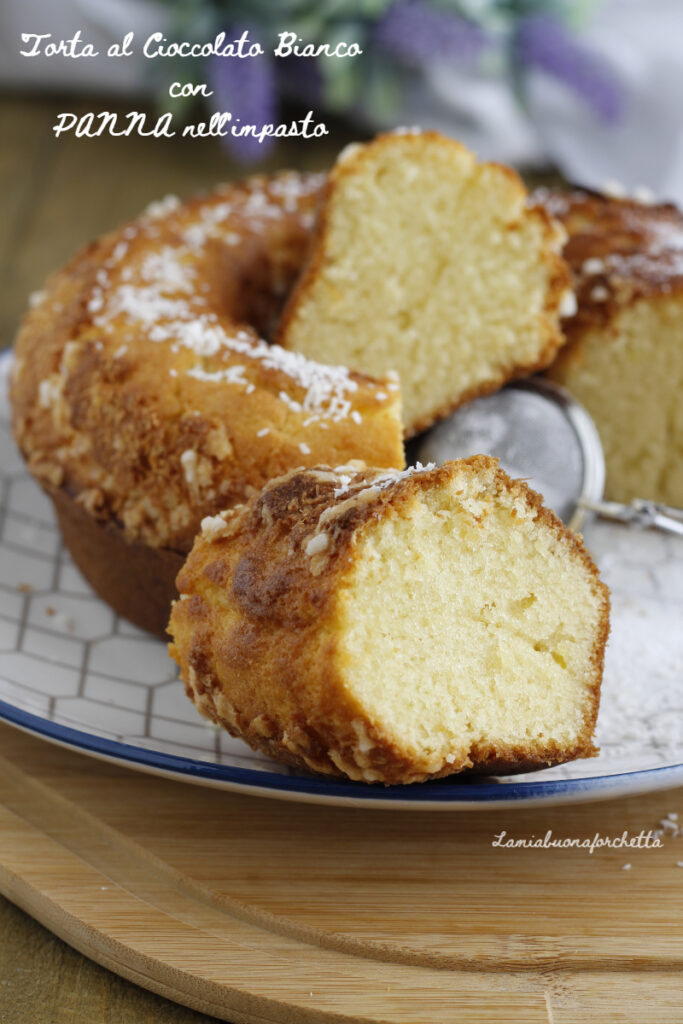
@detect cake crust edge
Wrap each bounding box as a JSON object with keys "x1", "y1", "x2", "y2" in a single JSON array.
[
  {"x1": 169, "y1": 458, "x2": 610, "y2": 785},
  {"x1": 278, "y1": 132, "x2": 572, "y2": 438}
]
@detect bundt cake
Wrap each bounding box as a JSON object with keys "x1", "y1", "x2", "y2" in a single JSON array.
[
  {"x1": 277, "y1": 131, "x2": 573, "y2": 436},
  {"x1": 535, "y1": 187, "x2": 683, "y2": 507},
  {"x1": 169, "y1": 458, "x2": 609, "y2": 784},
  {"x1": 10, "y1": 173, "x2": 404, "y2": 635}
]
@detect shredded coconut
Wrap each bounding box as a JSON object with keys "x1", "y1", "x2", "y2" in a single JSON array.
[
  {"x1": 38, "y1": 377, "x2": 61, "y2": 409},
  {"x1": 109, "y1": 241, "x2": 129, "y2": 263},
  {"x1": 305, "y1": 532, "x2": 329, "y2": 556},
  {"x1": 201, "y1": 514, "x2": 229, "y2": 540},
  {"x1": 364, "y1": 461, "x2": 436, "y2": 491},
  {"x1": 333, "y1": 474, "x2": 353, "y2": 498},
  {"x1": 581, "y1": 258, "x2": 605, "y2": 276},
  {"x1": 632, "y1": 185, "x2": 656, "y2": 205},
  {"x1": 599, "y1": 181, "x2": 658, "y2": 205},
  {"x1": 333, "y1": 461, "x2": 435, "y2": 499},
  {"x1": 100, "y1": 285, "x2": 190, "y2": 327},
  {"x1": 559, "y1": 290, "x2": 578, "y2": 318},
  {"x1": 83, "y1": 186, "x2": 371, "y2": 426},
  {"x1": 279, "y1": 391, "x2": 302, "y2": 413},
  {"x1": 337, "y1": 142, "x2": 362, "y2": 164},
  {"x1": 187, "y1": 364, "x2": 247, "y2": 386},
  {"x1": 180, "y1": 449, "x2": 198, "y2": 488},
  {"x1": 182, "y1": 203, "x2": 235, "y2": 247},
  {"x1": 601, "y1": 179, "x2": 627, "y2": 199},
  {"x1": 140, "y1": 247, "x2": 195, "y2": 293},
  {"x1": 98, "y1": 277, "x2": 361, "y2": 420},
  {"x1": 145, "y1": 194, "x2": 181, "y2": 219}
]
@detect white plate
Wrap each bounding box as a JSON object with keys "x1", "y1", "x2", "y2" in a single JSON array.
[{"x1": 1, "y1": 352, "x2": 682, "y2": 809}]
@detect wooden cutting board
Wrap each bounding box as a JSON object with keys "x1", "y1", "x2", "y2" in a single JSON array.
[{"x1": 0, "y1": 721, "x2": 681, "y2": 1023}]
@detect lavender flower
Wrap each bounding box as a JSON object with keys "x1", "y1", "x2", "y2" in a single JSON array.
[
  {"x1": 374, "y1": 0, "x2": 488, "y2": 64},
  {"x1": 208, "y1": 26, "x2": 276, "y2": 161},
  {"x1": 278, "y1": 55, "x2": 324, "y2": 107},
  {"x1": 515, "y1": 13, "x2": 624, "y2": 124}
]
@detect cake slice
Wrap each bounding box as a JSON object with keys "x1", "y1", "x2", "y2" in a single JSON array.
[
  {"x1": 534, "y1": 187, "x2": 683, "y2": 507},
  {"x1": 169, "y1": 458, "x2": 609, "y2": 785},
  {"x1": 277, "y1": 131, "x2": 572, "y2": 436}
]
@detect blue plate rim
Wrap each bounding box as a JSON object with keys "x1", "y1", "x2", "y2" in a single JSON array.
[
  {"x1": 2, "y1": 697, "x2": 683, "y2": 807},
  {"x1": 2, "y1": 348, "x2": 682, "y2": 809}
]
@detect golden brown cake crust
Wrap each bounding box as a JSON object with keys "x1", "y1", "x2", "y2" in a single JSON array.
[
  {"x1": 532, "y1": 186, "x2": 683, "y2": 337},
  {"x1": 10, "y1": 174, "x2": 404, "y2": 555},
  {"x1": 169, "y1": 458, "x2": 609, "y2": 785},
  {"x1": 278, "y1": 132, "x2": 572, "y2": 438},
  {"x1": 533, "y1": 187, "x2": 683, "y2": 507}
]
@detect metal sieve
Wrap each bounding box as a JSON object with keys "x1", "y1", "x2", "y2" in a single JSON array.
[{"x1": 414, "y1": 378, "x2": 683, "y2": 537}]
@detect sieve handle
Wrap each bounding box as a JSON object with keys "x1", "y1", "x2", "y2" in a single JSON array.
[{"x1": 578, "y1": 497, "x2": 683, "y2": 538}]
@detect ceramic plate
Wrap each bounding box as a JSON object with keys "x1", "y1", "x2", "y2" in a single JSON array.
[{"x1": 1, "y1": 353, "x2": 682, "y2": 809}]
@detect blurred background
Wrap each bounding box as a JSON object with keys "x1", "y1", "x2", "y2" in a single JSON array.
[{"x1": 2, "y1": 0, "x2": 683, "y2": 345}]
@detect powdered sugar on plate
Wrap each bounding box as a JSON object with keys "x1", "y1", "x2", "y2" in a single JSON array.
[
  {"x1": 588, "y1": 524, "x2": 683, "y2": 765},
  {"x1": 536, "y1": 519, "x2": 683, "y2": 782}
]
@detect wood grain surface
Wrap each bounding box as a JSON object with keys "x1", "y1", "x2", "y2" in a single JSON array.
[{"x1": 0, "y1": 722, "x2": 682, "y2": 1023}]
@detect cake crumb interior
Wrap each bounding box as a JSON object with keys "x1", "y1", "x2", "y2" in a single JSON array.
[
  {"x1": 283, "y1": 140, "x2": 561, "y2": 431},
  {"x1": 335, "y1": 471, "x2": 603, "y2": 773},
  {"x1": 552, "y1": 296, "x2": 683, "y2": 506}
]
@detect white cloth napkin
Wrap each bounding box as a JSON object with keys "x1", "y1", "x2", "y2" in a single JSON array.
[
  {"x1": 528, "y1": 0, "x2": 683, "y2": 203},
  {"x1": 408, "y1": 0, "x2": 683, "y2": 203}
]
